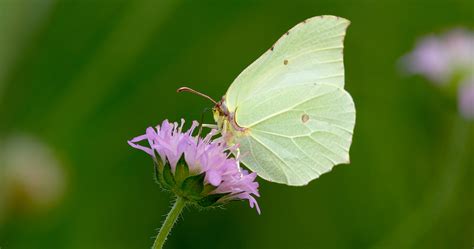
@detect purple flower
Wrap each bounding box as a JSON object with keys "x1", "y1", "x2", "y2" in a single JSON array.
[
  {"x1": 402, "y1": 36, "x2": 451, "y2": 84},
  {"x1": 459, "y1": 77, "x2": 474, "y2": 120},
  {"x1": 128, "y1": 120, "x2": 260, "y2": 213},
  {"x1": 402, "y1": 28, "x2": 474, "y2": 84},
  {"x1": 402, "y1": 28, "x2": 474, "y2": 120}
]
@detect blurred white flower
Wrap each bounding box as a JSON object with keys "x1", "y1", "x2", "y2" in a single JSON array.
[
  {"x1": 401, "y1": 28, "x2": 474, "y2": 119},
  {"x1": 0, "y1": 134, "x2": 66, "y2": 220}
]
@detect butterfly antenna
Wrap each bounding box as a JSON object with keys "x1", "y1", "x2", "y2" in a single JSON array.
[{"x1": 177, "y1": 87, "x2": 218, "y2": 105}]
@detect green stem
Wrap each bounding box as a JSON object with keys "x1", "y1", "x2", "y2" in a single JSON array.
[{"x1": 152, "y1": 197, "x2": 186, "y2": 249}]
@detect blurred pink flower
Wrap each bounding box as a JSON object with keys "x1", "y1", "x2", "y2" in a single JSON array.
[
  {"x1": 402, "y1": 28, "x2": 474, "y2": 84},
  {"x1": 458, "y1": 77, "x2": 474, "y2": 120},
  {"x1": 402, "y1": 28, "x2": 474, "y2": 120},
  {"x1": 403, "y1": 36, "x2": 451, "y2": 84}
]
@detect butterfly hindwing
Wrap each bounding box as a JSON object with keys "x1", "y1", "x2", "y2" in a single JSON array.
[{"x1": 234, "y1": 83, "x2": 355, "y2": 186}]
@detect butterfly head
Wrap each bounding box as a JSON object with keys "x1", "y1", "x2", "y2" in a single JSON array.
[
  {"x1": 213, "y1": 98, "x2": 229, "y2": 131},
  {"x1": 213, "y1": 98, "x2": 249, "y2": 145},
  {"x1": 177, "y1": 87, "x2": 247, "y2": 144}
]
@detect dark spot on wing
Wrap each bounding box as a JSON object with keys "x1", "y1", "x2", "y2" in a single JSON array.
[
  {"x1": 301, "y1": 114, "x2": 310, "y2": 123},
  {"x1": 270, "y1": 46, "x2": 274, "y2": 51},
  {"x1": 283, "y1": 59, "x2": 288, "y2": 65},
  {"x1": 286, "y1": 31, "x2": 289, "y2": 35}
]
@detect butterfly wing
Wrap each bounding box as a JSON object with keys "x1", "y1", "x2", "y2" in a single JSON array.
[
  {"x1": 234, "y1": 83, "x2": 355, "y2": 186},
  {"x1": 223, "y1": 16, "x2": 354, "y2": 185},
  {"x1": 225, "y1": 16, "x2": 350, "y2": 112}
]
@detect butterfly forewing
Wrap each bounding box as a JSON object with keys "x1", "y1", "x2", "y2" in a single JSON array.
[
  {"x1": 223, "y1": 16, "x2": 355, "y2": 185},
  {"x1": 225, "y1": 16, "x2": 350, "y2": 111}
]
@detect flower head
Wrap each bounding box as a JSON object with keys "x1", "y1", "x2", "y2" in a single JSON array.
[
  {"x1": 459, "y1": 76, "x2": 474, "y2": 120},
  {"x1": 401, "y1": 28, "x2": 474, "y2": 84},
  {"x1": 401, "y1": 28, "x2": 474, "y2": 120},
  {"x1": 128, "y1": 120, "x2": 260, "y2": 213}
]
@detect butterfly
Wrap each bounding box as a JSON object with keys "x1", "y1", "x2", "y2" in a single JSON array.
[{"x1": 179, "y1": 15, "x2": 355, "y2": 186}]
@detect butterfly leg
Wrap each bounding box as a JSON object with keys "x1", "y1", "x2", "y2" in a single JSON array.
[
  {"x1": 202, "y1": 124, "x2": 218, "y2": 129},
  {"x1": 235, "y1": 147, "x2": 243, "y2": 178},
  {"x1": 197, "y1": 107, "x2": 216, "y2": 135},
  {"x1": 197, "y1": 124, "x2": 218, "y2": 136}
]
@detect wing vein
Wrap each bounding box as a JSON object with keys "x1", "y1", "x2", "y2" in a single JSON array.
[
  {"x1": 246, "y1": 91, "x2": 330, "y2": 127},
  {"x1": 290, "y1": 138, "x2": 323, "y2": 175},
  {"x1": 307, "y1": 136, "x2": 342, "y2": 164},
  {"x1": 252, "y1": 130, "x2": 323, "y2": 175},
  {"x1": 250, "y1": 134, "x2": 306, "y2": 183},
  {"x1": 245, "y1": 136, "x2": 288, "y2": 183}
]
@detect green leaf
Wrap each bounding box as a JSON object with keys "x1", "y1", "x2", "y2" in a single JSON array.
[
  {"x1": 198, "y1": 193, "x2": 228, "y2": 207},
  {"x1": 181, "y1": 173, "x2": 205, "y2": 198}
]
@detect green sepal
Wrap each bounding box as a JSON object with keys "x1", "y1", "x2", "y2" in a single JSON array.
[
  {"x1": 153, "y1": 150, "x2": 163, "y2": 171},
  {"x1": 153, "y1": 159, "x2": 172, "y2": 190},
  {"x1": 174, "y1": 157, "x2": 189, "y2": 185},
  {"x1": 201, "y1": 184, "x2": 217, "y2": 196},
  {"x1": 153, "y1": 160, "x2": 161, "y2": 184},
  {"x1": 162, "y1": 163, "x2": 176, "y2": 188},
  {"x1": 197, "y1": 193, "x2": 229, "y2": 207},
  {"x1": 181, "y1": 173, "x2": 205, "y2": 199}
]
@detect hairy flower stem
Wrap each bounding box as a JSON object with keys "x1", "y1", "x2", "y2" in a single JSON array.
[{"x1": 152, "y1": 197, "x2": 186, "y2": 249}]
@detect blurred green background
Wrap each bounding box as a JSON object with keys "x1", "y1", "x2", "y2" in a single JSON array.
[{"x1": 0, "y1": 0, "x2": 473, "y2": 248}]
